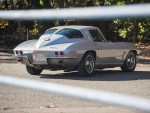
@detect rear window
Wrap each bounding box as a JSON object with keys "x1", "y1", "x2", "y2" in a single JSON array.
[
  {"x1": 44, "y1": 29, "x2": 57, "y2": 35},
  {"x1": 56, "y1": 28, "x2": 84, "y2": 39}
]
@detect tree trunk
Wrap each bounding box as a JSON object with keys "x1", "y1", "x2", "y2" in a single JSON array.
[
  {"x1": 18, "y1": 21, "x2": 24, "y2": 40},
  {"x1": 59, "y1": 0, "x2": 65, "y2": 26},
  {"x1": 99, "y1": 0, "x2": 105, "y2": 6},
  {"x1": 32, "y1": 0, "x2": 42, "y2": 9},
  {"x1": 64, "y1": 0, "x2": 68, "y2": 8},
  {"x1": 43, "y1": 0, "x2": 52, "y2": 9},
  {"x1": 4, "y1": 0, "x2": 9, "y2": 9},
  {"x1": 59, "y1": 0, "x2": 64, "y2": 8},
  {"x1": 97, "y1": 0, "x2": 110, "y2": 40},
  {"x1": 133, "y1": 19, "x2": 138, "y2": 43},
  {"x1": 10, "y1": 0, "x2": 15, "y2": 9},
  {"x1": 73, "y1": 0, "x2": 76, "y2": 6},
  {"x1": 15, "y1": 0, "x2": 24, "y2": 40}
]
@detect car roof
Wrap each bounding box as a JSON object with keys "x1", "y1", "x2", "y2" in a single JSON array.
[{"x1": 51, "y1": 25, "x2": 98, "y2": 30}]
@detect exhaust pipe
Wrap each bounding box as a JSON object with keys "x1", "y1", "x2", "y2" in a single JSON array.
[
  {"x1": 58, "y1": 60, "x2": 63, "y2": 64},
  {"x1": 18, "y1": 59, "x2": 22, "y2": 62}
]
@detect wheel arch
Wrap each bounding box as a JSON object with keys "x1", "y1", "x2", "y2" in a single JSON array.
[
  {"x1": 129, "y1": 50, "x2": 137, "y2": 56},
  {"x1": 77, "y1": 50, "x2": 96, "y2": 66},
  {"x1": 84, "y1": 50, "x2": 96, "y2": 60},
  {"x1": 124, "y1": 50, "x2": 137, "y2": 62}
]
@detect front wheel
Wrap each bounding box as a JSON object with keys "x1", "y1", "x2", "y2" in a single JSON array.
[
  {"x1": 121, "y1": 51, "x2": 137, "y2": 72},
  {"x1": 78, "y1": 53, "x2": 95, "y2": 77},
  {"x1": 26, "y1": 65, "x2": 43, "y2": 75}
]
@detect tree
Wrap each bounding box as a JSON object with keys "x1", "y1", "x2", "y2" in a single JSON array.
[
  {"x1": 3, "y1": 0, "x2": 9, "y2": 9},
  {"x1": 58, "y1": 0, "x2": 65, "y2": 26},
  {"x1": 43, "y1": 0, "x2": 52, "y2": 9},
  {"x1": 0, "y1": 0, "x2": 150, "y2": 48},
  {"x1": 16, "y1": 0, "x2": 24, "y2": 40},
  {"x1": 10, "y1": 0, "x2": 14, "y2": 9}
]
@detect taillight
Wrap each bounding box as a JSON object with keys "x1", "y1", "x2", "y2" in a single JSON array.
[
  {"x1": 55, "y1": 51, "x2": 64, "y2": 55},
  {"x1": 15, "y1": 50, "x2": 19, "y2": 54},
  {"x1": 20, "y1": 50, "x2": 23, "y2": 55},
  {"x1": 15, "y1": 50, "x2": 23, "y2": 55},
  {"x1": 55, "y1": 51, "x2": 59, "y2": 55},
  {"x1": 60, "y1": 51, "x2": 64, "y2": 55}
]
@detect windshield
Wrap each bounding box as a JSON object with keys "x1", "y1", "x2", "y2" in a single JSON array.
[{"x1": 44, "y1": 29, "x2": 57, "y2": 35}]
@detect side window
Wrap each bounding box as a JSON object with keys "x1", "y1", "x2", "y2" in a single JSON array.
[
  {"x1": 89, "y1": 29, "x2": 105, "y2": 42},
  {"x1": 56, "y1": 28, "x2": 84, "y2": 39}
]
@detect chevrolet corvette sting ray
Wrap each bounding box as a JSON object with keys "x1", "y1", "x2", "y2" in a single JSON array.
[{"x1": 14, "y1": 26, "x2": 141, "y2": 76}]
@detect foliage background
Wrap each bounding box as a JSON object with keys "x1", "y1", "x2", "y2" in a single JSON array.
[{"x1": 0, "y1": 0, "x2": 150, "y2": 48}]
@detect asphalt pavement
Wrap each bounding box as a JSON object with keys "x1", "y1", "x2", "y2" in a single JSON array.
[
  {"x1": 0, "y1": 49, "x2": 150, "y2": 113},
  {"x1": 0, "y1": 63, "x2": 150, "y2": 113}
]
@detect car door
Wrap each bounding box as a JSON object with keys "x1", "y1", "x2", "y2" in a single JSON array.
[
  {"x1": 98, "y1": 42, "x2": 125, "y2": 64},
  {"x1": 88, "y1": 29, "x2": 123, "y2": 65}
]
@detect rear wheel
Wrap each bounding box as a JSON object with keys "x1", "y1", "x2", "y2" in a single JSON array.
[
  {"x1": 26, "y1": 65, "x2": 43, "y2": 75},
  {"x1": 121, "y1": 51, "x2": 136, "y2": 72},
  {"x1": 78, "y1": 53, "x2": 95, "y2": 77}
]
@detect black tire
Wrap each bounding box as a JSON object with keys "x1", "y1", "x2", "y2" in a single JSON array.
[
  {"x1": 78, "y1": 53, "x2": 95, "y2": 77},
  {"x1": 26, "y1": 65, "x2": 43, "y2": 75},
  {"x1": 121, "y1": 51, "x2": 137, "y2": 72}
]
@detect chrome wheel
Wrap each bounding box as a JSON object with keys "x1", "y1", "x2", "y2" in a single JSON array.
[
  {"x1": 121, "y1": 51, "x2": 137, "y2": 72},
  {"x1": 78, "y1": 53, "x2": 95, "y2": 77},
  {"x1": 85, "y1": 55, "x2": 94, "y2": 73},
  {"x1": 126, "y1": 53, "x2": 136, "y2": 69}
]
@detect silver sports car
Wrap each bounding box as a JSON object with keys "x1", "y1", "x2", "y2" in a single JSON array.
[{"x1": 14, "y1": 25, "x2": 141, "y2": 76}]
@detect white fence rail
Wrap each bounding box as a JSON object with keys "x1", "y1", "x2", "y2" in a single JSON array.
[
  {"x1": 0, "y1": 3, "x2": 150, "y2": 112},
  {"x1": 0, "y1": 75, "x2": 150, "y2": 112},
  {"x1": 0, "y1": 4, "x2": 150, "y2": 20}
]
